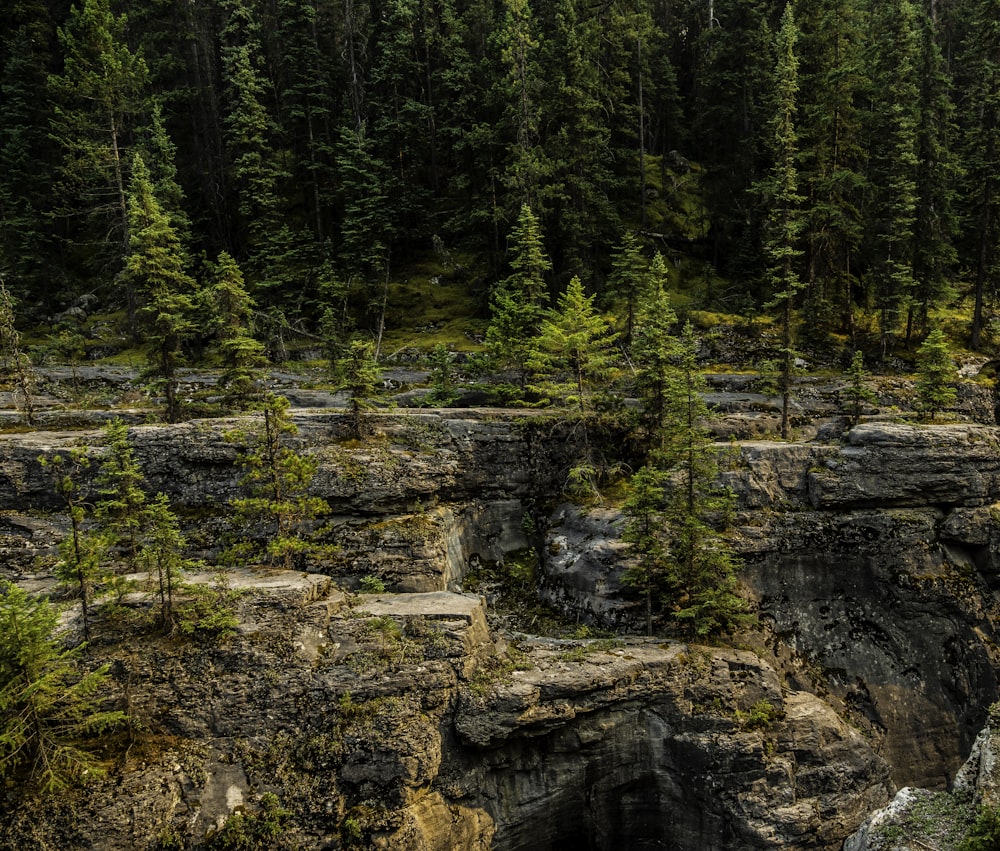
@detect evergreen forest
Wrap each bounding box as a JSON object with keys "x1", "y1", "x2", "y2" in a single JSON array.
[{"x1": 1, "y1": 0, "x2": 999, "y2": 370}]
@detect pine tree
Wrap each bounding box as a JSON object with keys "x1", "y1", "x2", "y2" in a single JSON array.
[
  {"x1": 632, "y1": 253, "x2": 679, "y2": 450},
  {"x1": 533, "y1": 0, "x2": 617, "y2": 279},
  {"x1": 957, "y1": 0, "x2": 1000, "y2": 350},
  {"x1": 47, "y1": 0, "x2": 148, "y2": 288},
  {"x1": 485, "y1": 203, "x2": 551, "y2": 388},
  {"x1": 337, "y1": 339, "x2": 381, "y2": 439},
  {"x1": 94, "y1": 420, "x2": 148, "y2": 571},
  {"x1": 367, "y1": 0, "x2": 434, "y2": 248},
  {"x1": 142, "y1": 493, "x2": 191, "y2": 632},
  {"x1": 220, "y1": 1, "x2": 295, "y2": 300},
  {"x1": 495, "y1": 0, "x2": 546, "y2": 211},
  {"x1": 686, "y1": 0, "x2": 774, "y2": 285},
  {"x1": 607, "y1": 231, "x2": 652, "y2": 346},
  {"x1": 334, "y1": 123, "x2": 394, "y2": 281},
  {"x1": 41, "y1": 449, "x2": 109, "y2": 644},
  {"x1": 909, "y1": 7, "x2": 960, "y2": 341},
  {"x1": 122, "y1": 153, "x2": 197, "y2": 423},
  {"x1": 0, "y1": 582, "x2": 125, "y2": 792},
  {"x1": 227, "y1": 394, "x2": 329, "y2": 570},
  {"x1": 432, "y1": 0, "x2": 504, "y2": 256},
  {"x1": 0, "y1": 0, "x2": 61, "y2": 307},
  {"x1": 915, "y1": 327, "x2": 958, "y2": 419},
  {"x1": 659, "y1": 322, "x2": 749, "y2": 638},
  {"x1": 210, "y1": 251, "x2": 267, "y2": 409},
  {"x1": 796, "y1": 0, "x2": 868, "y2": 339},
  {"x1": 140, "y1": 100, "x2": 192, "y2": 247},
  {"x1": 865, "y1": 0, "x2": 921, "y2": 358},
  {"x1": 276, "y1": 0, "x2": 338, "y2": 241},
  {"x1": 758, "y1": 3, "x2": 805, "y2": 439},
  {"x1": 525, "y1": 276, "x2": 618, "y2": 413},
  {"x1": 844, "y1": 350, "x2": 877, "y2": 425}
]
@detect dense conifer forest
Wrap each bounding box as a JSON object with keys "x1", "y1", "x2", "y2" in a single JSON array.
[{"x1": 0, "y1": 0, "x2": 998, "y2": 362}]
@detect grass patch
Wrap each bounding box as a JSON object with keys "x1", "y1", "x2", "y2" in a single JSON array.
[
  {"x1": 376, "y1": 254, "x2": 488, "y2": 354},
  {"x1": 558, "y1": 638, "x2": 625, "y2": 662}
]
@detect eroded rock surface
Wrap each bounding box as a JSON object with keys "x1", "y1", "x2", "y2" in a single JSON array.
[
  {"x1": 2, "y1": 413, "x2": 999, "y2": 848},
  {"x1": 541, "y1": 423, "x2": 1000, "y2": 791},
  {"x1": 0, "y1": 583, "x2": 891, "y2": 851}
]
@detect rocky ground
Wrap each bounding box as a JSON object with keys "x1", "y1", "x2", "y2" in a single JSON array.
[{"x1": 1, "y1": 364, "x2": 999, "y2": 849}]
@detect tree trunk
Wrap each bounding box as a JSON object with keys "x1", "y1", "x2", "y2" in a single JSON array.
[{"x1": 971, "y1": 204, "x2": 991, "y2": 351}]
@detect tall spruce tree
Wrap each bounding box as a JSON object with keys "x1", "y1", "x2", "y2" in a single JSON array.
[
  {"x1": 486, "y1": 203, "x2": 551, "y2": 388},
  {"x1": 686, "y1": 0, "x2": 774, "y2": 284},
  {"x1": 0, "y1": 0, "x2": 61, "y2": 308},
  {"x1": 659, "y1": 322, "x2": 748, "y2": 638},
  {"x1": 367, "y1": 0, "x2": 434, "y2": 248},
  {"x1": 140, "y1": 100, "x2": 192, "y2": 248},
  {"x1": 865, "y1": 0, "x2": 921, "y2": 358},
  {"x1": 607, "y1": 231, "x2": 652, "y2": 346},
  {"x1": 957, "y1": 0, "x2": 1000, "y2": 350},
  {"x1": 276, "y1": 0, "x2": 338, "y2": 241},
  {"x1": 122, "y1": 153, "x2": 197, "y2": 423},
  {"x1": 334, "y1": 123, "x2": 394, "y2": 282},
  {"x1": 495, "y1": 0, "x2": 546, "y2": 212},
  {"x1": 220, "y1": 0, "x2": 295, "y2": 302},
  {"x1": 796, "y1": 0, "x2": 868, "y2": 340},
  {"x1": 47, "y1": 0, "x2": 148, "y2": 290},
  {"x1": 210, "y1": 251, "x2": 267, "y2": 409},
  {"x1": 533, "y1": 0, "x2": 616, "y2": 279},
  {"x1": 632, "y1": 253, "x2": 679, "y2": 450},
  {"x1": 758, "y1": 4, "x2": 805, "y2": 440},
  {"x1": 94, "y1": 419, "x2": 148, "y2": 572},
  {"x1": 910, "y1": 7, "x2": 960, "y2": 341}
]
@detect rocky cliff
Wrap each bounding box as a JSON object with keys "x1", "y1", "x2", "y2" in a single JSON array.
[
  {"x1": 541, "y1": 422, "x2": 1000, "y2": 793},
  {"x1": 1, "y1": 412, "x2": 999, "y2": 849}
]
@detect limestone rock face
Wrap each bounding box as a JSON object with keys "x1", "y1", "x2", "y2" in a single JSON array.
[
  {"x1": 734, "y1": 423, "x2": 1000, "y2": 789},
  {"x1": 2, "y1": 413, "x2": 1000, "y2": 848},
  {"x1": 808, "y1": 423, "x2": 1000, "y2": 509},
  {"x1": 539, "y1": 504, "x2": 635, "y2": 627},
  {"x1": 0, "y1": 585, "x2": 891, "y2": 851},
  {"x1": 541, "y1": 424, "x2": 1000, "y2": 792},
  {"x1": 456, "y1": 643, "x2": 891, "y2": 850}
]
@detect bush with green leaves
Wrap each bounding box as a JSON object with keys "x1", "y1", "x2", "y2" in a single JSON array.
[
  {"x1": 961, "y1": 806, "x2": 1000, "y2": 851},
  {"x1": 204, "y1": 792, "x2": 294, "y2": 850}
]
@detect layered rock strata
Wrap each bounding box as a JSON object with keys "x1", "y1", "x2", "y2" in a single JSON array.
[{"x1": 1, "y1": 414, "x2": 998, "y2": 847}]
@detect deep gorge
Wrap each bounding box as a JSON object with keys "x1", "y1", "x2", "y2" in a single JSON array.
[{"x1": 2, "y1": 411, "x2": 1000, "y2": 849}]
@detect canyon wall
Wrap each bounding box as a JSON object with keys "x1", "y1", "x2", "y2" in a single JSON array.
[{"x1": 1, "y1": 414, "x2": 998, "y2": 848}]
